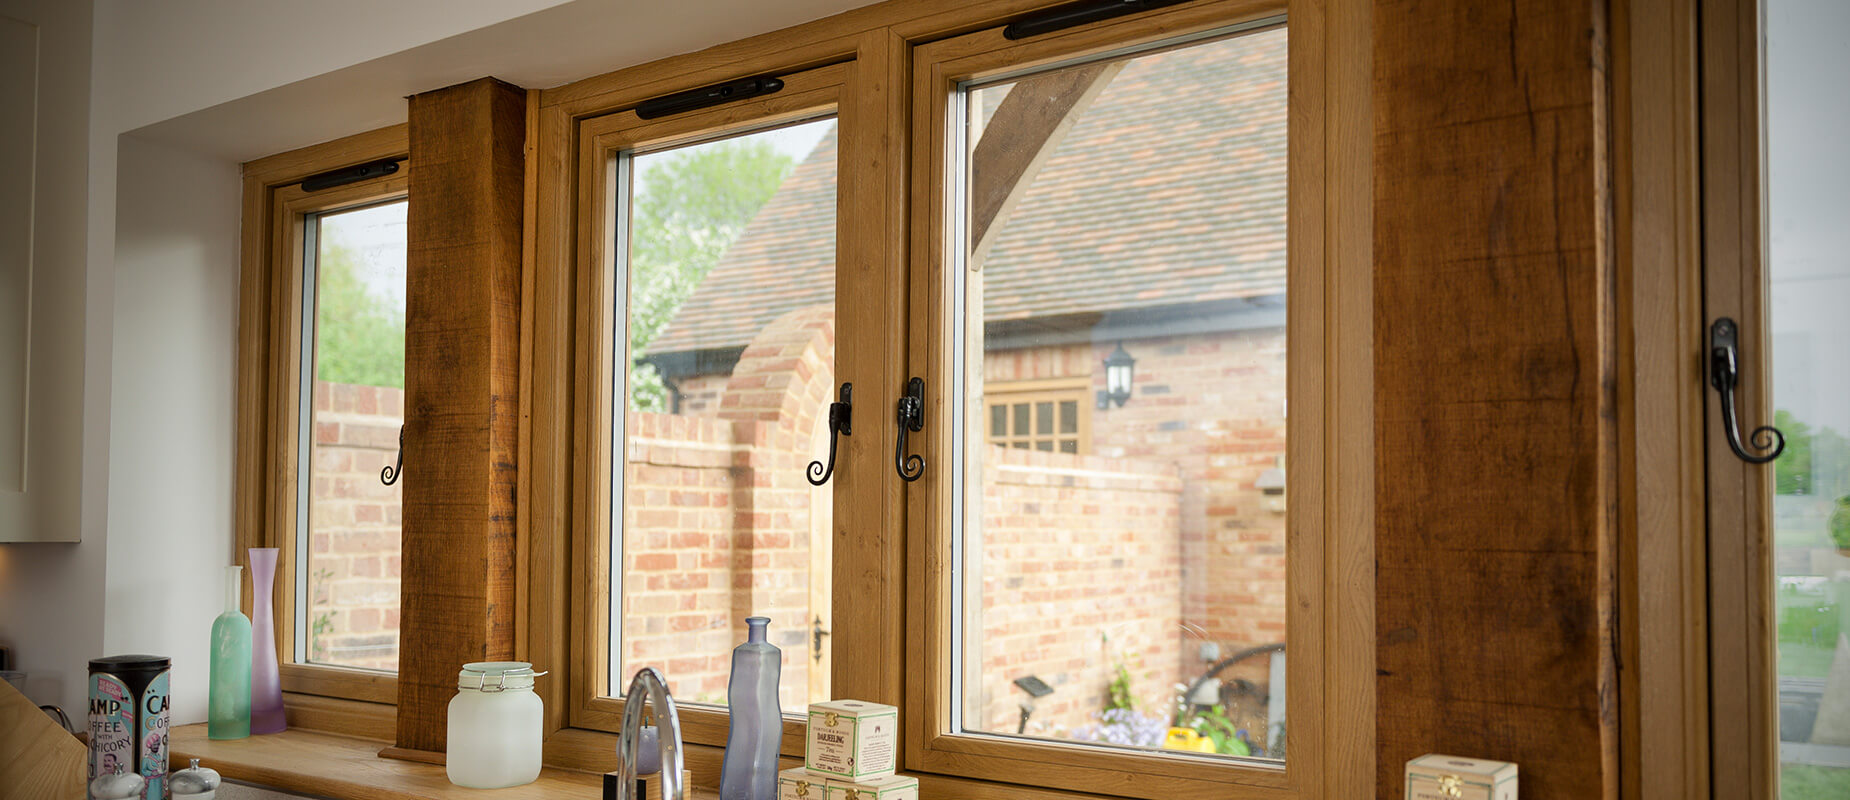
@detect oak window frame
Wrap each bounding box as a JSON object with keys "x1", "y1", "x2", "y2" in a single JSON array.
[
  {"x1": 899, "y1": 1, "x2": 1366, "y2": 797},
  {"x1": 225, "y1": 0, "x2": 1369, "y2": 793},
  {"x1": 562, "y1": 61, "x2": 858, "y2": 754},
  {"x1": 531, "y1": 0, "x2": 1371, "y2": 797},
  {"x1": 234, "y1": 126, "x2": 411, "y2": 712}
]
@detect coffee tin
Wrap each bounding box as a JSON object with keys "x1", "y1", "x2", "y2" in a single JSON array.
[{"x1": 89, "y1": 655, "x2": 172, "y2": 800}]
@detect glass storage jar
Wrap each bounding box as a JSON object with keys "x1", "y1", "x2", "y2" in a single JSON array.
[{"x1": 446, "y1": 662, "x2": 546, "y2": 789}]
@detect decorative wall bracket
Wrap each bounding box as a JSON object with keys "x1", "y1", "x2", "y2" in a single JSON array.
[{"x1": 1709, "y1": 317, "x2": 1786, "y2": 464}]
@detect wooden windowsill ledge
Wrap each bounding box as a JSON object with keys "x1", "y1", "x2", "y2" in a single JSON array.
[{"x1": 168, "y1": 725, "x2": 719, "y2": 800}]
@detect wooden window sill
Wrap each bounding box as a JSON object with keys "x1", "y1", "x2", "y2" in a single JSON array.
[{"x1": 168, "y1": 725, "x2": 719, "y2": 800}]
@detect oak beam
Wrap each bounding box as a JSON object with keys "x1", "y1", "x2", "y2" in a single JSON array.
[
  {"x1": 1373, "y1": 0, "x2": 1619, "y2": 798},
  {"x1": 396, "y1": 77, "x2": 527, "y2": 754},
  {"x1": 967, "y1": 62, "x2": 1121, "y2": 264}
]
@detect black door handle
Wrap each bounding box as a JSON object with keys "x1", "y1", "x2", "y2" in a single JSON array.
[
  {"x1": 1709, "y1": 317, "x2": 1786, "y2": 464},
  {"x1": 895, "y1": 377, "x2": 925, "y2": 482},
  {"x1": 807, "y1": 383, "x2": 852, "y2": 486}
]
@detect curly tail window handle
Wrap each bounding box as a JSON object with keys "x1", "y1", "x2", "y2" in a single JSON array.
[
  {"x1": 807, "y1": 383, "x2": 852, "y2": 486},
  {"x1": 895, "y1": 377, "x2": 925, "y2": 482},
  {"x1": 381, "y1": 425, "x2": 404, "y2": 485},
  {"x1": 1710, "y1": 317, "x2": 1785, "y2": 464}
]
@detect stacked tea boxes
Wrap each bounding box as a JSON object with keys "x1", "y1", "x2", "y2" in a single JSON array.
[{"x1": 779, "y1": 700, "x2": 916, "y2": 800}]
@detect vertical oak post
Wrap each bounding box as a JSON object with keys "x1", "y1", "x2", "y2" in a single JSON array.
[
  {"x1": 396, "y1": 77, "x2": 527, "y2": 753},
  {"x1": 1373, "y1": 0, "x2": 1620, "y2": 798}
]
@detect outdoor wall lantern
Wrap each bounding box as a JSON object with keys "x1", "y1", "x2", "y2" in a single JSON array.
[
  {"x1": 1097, "y1": 342, "x2": 1136, "y2": 409},
  {"x1": 1256, "y1": 457, "x2": 1286, "y2": 514}
]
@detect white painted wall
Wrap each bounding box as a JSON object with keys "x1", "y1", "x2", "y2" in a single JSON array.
[
  {"x1": 102, "y1": 134, "x2": 242, "y2": 724},
  {"x1": 91, "y1": 0, "x2": 574, "y2": 135}
]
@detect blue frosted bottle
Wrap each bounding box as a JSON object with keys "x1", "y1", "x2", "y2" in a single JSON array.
[
  {"x1": 718, "y1": 616, "x2": 781, "y2": 800},
  {"x1": 208, "y1": 565, "x2": 252, "y2": 739}
]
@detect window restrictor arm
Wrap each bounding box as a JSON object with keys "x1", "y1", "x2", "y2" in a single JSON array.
[
  {"x1": 635, "y1": 76, "x2": 785, "y2": 120},
  {"x1": 299, "y1": 157, "x2": 406, "y2": 192},
  {"x1": 1003, "y1": 0, "x2": 1196, "y2": 40}
]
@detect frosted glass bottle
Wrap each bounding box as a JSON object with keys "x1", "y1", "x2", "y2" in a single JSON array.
[
  {"x1": 207, "y1": 566, "x2": 251, "y2": 740},
  {"x1": 719, "y1": 617, "x2": 782, "y2": 800}
]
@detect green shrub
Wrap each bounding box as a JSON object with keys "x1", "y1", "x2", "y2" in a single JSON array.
[{"x1": 1830, "y1": 495, "x2": 1850, "y2": 550}]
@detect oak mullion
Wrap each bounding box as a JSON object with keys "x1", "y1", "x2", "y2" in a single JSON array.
[{"x1": 394, "y1": 78, "x2": 528, "y2": 754}]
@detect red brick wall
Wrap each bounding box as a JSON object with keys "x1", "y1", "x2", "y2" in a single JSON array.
[
  {"x1": 616, "y1": 305, "x2": 836, "y2": 710},
  {"x1": 976, "y1": 447, "x2": 1186, "y2": 735},
  {"x1": 306, "y1": 381, "x2": 404, "y2": 670},
  {"x1": 985, "y1": 326, "x2": 1290, "y2": 654}
]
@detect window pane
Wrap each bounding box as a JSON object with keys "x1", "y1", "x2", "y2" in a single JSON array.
[
  {"x1": 301, "y1": 200, "x2": 407, "y2": 671},
  {"x1": 1014, "y1": 403, "x2": 1030, "y2": 436},
  {"x1": 992, "y1": 404, "x2": 1008, "y2": 437},
  {"x1": 1768, "y1": 0, "x2": 1850, "y2": 793},
  {"x1": 956, "y1": 24, "x2": 1288, "y2": 762},
  {"x1": 611, "y1": 118, "x2": 837, "y2": 710}
]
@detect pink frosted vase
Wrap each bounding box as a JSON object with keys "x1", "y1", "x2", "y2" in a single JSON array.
[{"x1": 249, "y1": 548, "x2": 287, "y2": 734}]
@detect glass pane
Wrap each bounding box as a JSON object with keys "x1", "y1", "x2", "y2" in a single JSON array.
[
  {"x1": 993, "y1": 404, "x2": 1008, "y2": 437},
  {"x1": 1769, "y1": 0, "x2": 1850, "y2": 794},
  {"x1": 301, "y1": 200, "x2": 407, "y2": 671},
  {"x1": 956, "y1": 23, "x2": 1289, "y2": 762},
  {"x1": 1014, "y1": 403, "x2": 1030, "y2": 436},
  {"x1": 611, "y1": 118, "x2": 837, "y2": 710}
]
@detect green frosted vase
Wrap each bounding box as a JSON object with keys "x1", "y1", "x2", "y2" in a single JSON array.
[{"x1": 208, "y1": 565, "x2": 252, "y2": 740}]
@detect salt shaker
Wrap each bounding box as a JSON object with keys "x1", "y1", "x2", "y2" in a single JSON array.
[{"x1": 172, "y1": 758, "x2": 222, "y2": 800}]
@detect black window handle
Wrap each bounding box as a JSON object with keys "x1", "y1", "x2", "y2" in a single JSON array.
[
  {"x1": 895, "y1": 377, "x2": 925, "y2": 482},
  {"x1": 807, "y1": 383, "x2": 852, "y2": 486},
  {"x1": 381, "y1": 425, "x2": 404, "y2": 485},
  {"x1": 1709, "y1": 317, "x2": 1786, "y2": 464}
]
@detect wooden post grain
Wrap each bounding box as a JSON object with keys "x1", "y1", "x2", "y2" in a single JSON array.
[
  {"x1": 1373, "y1": 0, "x2": 1619, "y2": 798},
  {"x1": 396, "y1": 77, "x2": 527, "y2": 754}
]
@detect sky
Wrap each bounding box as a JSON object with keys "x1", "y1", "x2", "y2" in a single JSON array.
[{"x1": 1767, "y1": 0, "x2": 1850, "y2": 439}]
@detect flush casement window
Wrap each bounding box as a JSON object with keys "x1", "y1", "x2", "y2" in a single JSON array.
[
  {"x1": 545, "y1": 0, "x2": 1360, "y2": 796},
  {"x1": 240, "y1": 0, "x2": 1367, "y2": 794},
  {"x1": 236, "y1": 130, "x2": 410, "y2": 706}
]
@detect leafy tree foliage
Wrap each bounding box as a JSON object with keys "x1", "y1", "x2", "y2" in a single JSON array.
[
  {"x1": 315, "y1": 240, "x2": 405, "y2": 389},
  {"x1": 626, "y1": 139, "x2": 796, "y2": 410},
  {"x1": 1775, "y1": 408, "x2": 1850, "y2": 499}
]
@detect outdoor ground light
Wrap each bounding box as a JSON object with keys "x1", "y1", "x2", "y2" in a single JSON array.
[{"x1": 1097, "y1": 342, "x2": 1136, "y2": 409}]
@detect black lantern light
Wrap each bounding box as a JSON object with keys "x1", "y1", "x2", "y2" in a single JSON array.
[{"x1": 1097, "y1": 342, "x2": 1136, "y2": 409}]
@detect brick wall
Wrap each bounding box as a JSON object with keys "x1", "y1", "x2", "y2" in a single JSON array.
[
  {"x1": 985, "y1": 326, "x2": 1290, "y2": 654},
  {"x1": 975, "y1": 447, "x2": 1186, "y2": 735},
  {"x1": 616, "y1": 305, "x2": 835, "y2": 710},
  {"x1": 306, "y1": 381, "x2": 404, "y2": 670}
]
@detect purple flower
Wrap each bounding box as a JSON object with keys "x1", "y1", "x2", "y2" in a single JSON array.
[{"x1": 1068, "y1": 707, "x2": 1167, "y2": 748}]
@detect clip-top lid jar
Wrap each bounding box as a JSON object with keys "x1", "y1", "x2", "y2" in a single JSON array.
[{"x1": 457, "y1": 661, "x2": 544, "y2": 693}]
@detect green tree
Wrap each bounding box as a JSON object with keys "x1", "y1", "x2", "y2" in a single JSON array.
[
  {"x1": 1775, "y1": 408, "x2": 1850, "y2": 498},
  {"x1": 314, "y1": 240, "x2": 405, "y2": 389},
  {"x1": 626, "y1": 138, "x2": 796, "y2": 410}
]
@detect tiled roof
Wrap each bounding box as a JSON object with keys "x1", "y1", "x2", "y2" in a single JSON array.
[{"x1": 647, "y1": 26, "x2": 1286, "y2": 356}]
